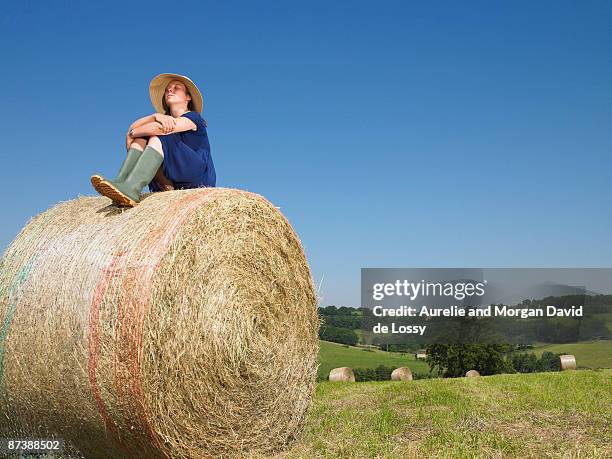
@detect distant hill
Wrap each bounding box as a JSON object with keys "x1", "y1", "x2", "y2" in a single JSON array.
[{"x1": 492, "y1": 282, "x2": 600, "y2": 306}]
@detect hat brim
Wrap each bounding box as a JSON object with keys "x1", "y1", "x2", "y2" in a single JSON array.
[{"x1": 149, "y1": 73, "x2": 203, "y2": 114}]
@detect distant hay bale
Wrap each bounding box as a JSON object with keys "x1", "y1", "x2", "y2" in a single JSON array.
[
  {"x1": 465, "y1": 370, "x2": 480, "y2": 378},
  {"x1": 560, "y1": 354, "x2": 577, "y2": 371},
  {"x1": 391, "y1": 367, "x2": 413, "y2": 381},
  {"x1": 329, "y1": 367, "x2": 355, "y2": 382},
  {"x1": 0, "y1": 188, "x2": 319, "y2": 459}
]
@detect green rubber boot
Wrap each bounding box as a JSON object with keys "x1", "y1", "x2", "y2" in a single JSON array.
[
  {"x1": 96, "y1": 145, "x2": 164, "y2": 207},
  {"x1": 91, "y1": 146, "x2": 142, "y2": 191}
]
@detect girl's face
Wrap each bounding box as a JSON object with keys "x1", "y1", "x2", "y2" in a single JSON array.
[{"x1": 165, "y1": 80, "x2": 191, "y2": 107}]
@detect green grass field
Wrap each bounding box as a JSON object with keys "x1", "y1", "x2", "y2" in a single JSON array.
[
  {"x1": 276, "y1": 369, "x2": 612, "y2": 458},
  {"x1": 530, "y1": 340, "x2": 612, "y2": 369},
  {"x1": 318, "y1": 341, "x2": 431, "y2": 379}
]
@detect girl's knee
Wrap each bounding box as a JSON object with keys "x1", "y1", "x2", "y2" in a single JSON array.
[
  {"x1": 129, "y1": 137, "x2": 147, "y2": 150},
  {"x1": 147, "y1": 136, "x2": 164, "y2": 155}
]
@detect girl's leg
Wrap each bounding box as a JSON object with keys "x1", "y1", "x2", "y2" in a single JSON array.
[
  {"x1": 113, "y1": 137, "x2": 146, "y2": 181},
  {"x1": 128, "y1": 137, "x2": 147, "y2": 152},
  {"x1": 91, "y1": 137, "x2": 148, "y2": 190},
  {"x1": 96, "y1": 136, "x2": 165, "y2": 206},
  {"x1": 146, "y1": 136, "x2": 174, "y2": 191},
  {"x1": 146, "y1": 136, "x2": 164, "y2": 156}
]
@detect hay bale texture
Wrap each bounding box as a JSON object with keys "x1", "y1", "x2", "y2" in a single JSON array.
[
  {"x1": 465, "y1": 370, "x2": 480, "y2": 378},
  {"x1": 560, "y1": 354, "x2": 577, "y2": 371},
  {"x1": 328, "y1": 367, "x2": 355, "y2": 382},
  {"x1": 391, "y1": 367, "x2": 413, "y2": 381},
  {"x1": 0, "y1": 188, "x2": 319, "y2": 459}
]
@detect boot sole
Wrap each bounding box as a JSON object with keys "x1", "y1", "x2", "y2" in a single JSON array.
[
  {"x1": 90, "y1": 175, "x2": 104, "y2": 193},
  {"x1": 91, "y1": 175, "x2": 122, "y2": 205},
  {"x1": 96, "y1": 180, "x2": 138, "y2": 207}
]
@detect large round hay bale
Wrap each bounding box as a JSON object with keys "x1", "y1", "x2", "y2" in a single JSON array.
[
  {"x1": 329, "y1": 367, "x2": 355, "y2": 382},
  {"x1": 0, "y1": 188, "x2": 319, "y2": 459},
  {"x1": 391, "y1": 367, "x2": 413, "y2": 381},
  {"x1": 465, "y1": 370, "x2": 480, "y2": 378},
  {"x1": 560, "y1": 354, "x2": 577, "y2": 371}
]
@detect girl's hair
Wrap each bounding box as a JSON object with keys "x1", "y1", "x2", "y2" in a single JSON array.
[{"x1": 162, "y1": 87, "x2": 195, "y2": 115}]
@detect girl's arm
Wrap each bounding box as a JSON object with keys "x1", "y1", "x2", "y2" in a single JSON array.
[
  {"x1": 129, "y1": 114, "x2": 157, "y2": 130},
  {"x1": 130, "y1": 121, "x2": 167, "y2": 137},
  {"x1": 130, "y1": 118, "x2": 197, "y2": 137}
]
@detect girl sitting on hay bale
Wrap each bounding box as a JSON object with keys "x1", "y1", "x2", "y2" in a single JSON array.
[{"x1": 91, "y1": 73, "x2": 216, "y2": 207}]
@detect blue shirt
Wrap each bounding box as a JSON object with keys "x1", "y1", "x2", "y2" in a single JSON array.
[{"x1": 148, "y1": 111, "x2": 216, "y2": 192}]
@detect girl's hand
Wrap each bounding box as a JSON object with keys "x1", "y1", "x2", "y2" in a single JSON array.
[{"x1": 154, "y1": 113, "x2": 177, "y2": 134}]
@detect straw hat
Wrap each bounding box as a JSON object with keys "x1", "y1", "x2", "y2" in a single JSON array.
[{"x1": 149, "y1": 73, "x2": 203, "y2": 114}]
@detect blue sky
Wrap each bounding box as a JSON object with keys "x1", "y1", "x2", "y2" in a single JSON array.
[{"x1": 0, "y1": 1, "x2": 610, "y2": 306}]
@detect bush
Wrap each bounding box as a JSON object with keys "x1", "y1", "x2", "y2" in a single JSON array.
[
  {"x1": 319, "y1": 366, "x2": 438, "y2": 382},
  {"x1": 511, "y1": 352, "x2": 539, "y2": 373},
  {"x1": 537, "y1": 351, "x2": 561, "y2": 372},
  {"x1": 510, "y1": 351, "x2": 562, "y2": 373},
  {"x1": 412, "y1": 371, "x2": 438, "y2": 380},
  {"x1": 353, "y1": 365, "x2": 393, "y2": 381},
  {"x1": 426, "y1": 343, "x2": 514, "y2": 377}
]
